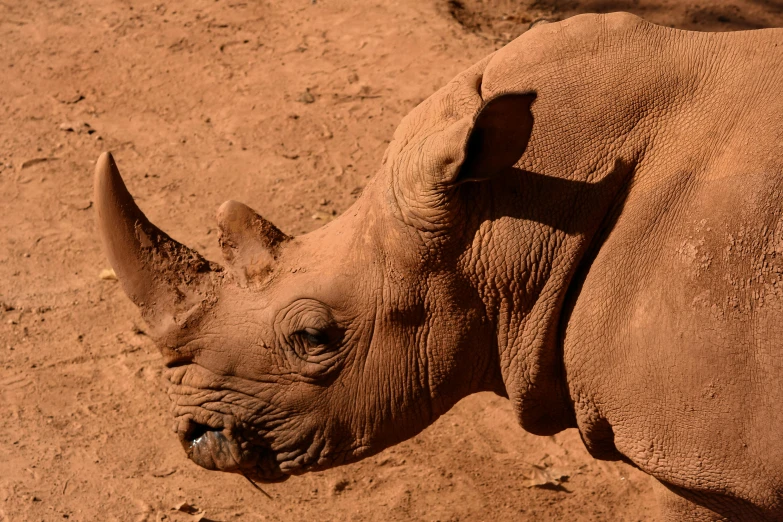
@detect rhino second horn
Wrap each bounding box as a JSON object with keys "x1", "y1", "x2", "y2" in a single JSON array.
[
  {"x1": 216, "y1": 200, "x2": 290, "y2": 285},
  {"x1": 94, "y1": 152, "x2": 219, "y2": 334}
]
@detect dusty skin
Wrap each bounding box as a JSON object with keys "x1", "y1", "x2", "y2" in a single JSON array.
[{"x1": 4, "y1": 1, "x2": 783, "y2": 522}]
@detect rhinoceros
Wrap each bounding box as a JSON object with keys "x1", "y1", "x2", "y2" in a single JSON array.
[{"x1": 94, "y1": 12, "x2": 783, "y2": 520}]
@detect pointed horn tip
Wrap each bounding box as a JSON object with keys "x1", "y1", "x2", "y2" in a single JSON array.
[
  {"x1": 217, "y1": 199, "x2": 256, "y2": 223},
  {"x1": 94, "y1": 151, "x2": 116, "y2": 182},
  {"x1": 216, "y1": 199, "x2": 290, "y2": 250},
  {"x1": 93, "y1": 151, "x2": 126, "y2": 207}
]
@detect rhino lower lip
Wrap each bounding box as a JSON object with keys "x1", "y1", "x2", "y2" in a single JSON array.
[
  {"x1": 186, "y1": 426, "x2": 236, "y2": 470},
  {"x1": 180, "y1": 420, "x2": 288, "y2": 482},
  {"x1": 181, "y1": 420, "x2": 244, "y2": 471}
]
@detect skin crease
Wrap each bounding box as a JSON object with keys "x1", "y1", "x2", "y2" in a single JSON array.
[{"x1": 94, "y1": 13, "x2": 783, "y2": 521}]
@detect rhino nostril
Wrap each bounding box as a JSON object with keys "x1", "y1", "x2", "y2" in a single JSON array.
[
  {"x1": 165, "y1": 355, "x2": 193, "y2": 368},
  {"x1": 184, "y1": 421, "x2": 221, "y2": 444}
]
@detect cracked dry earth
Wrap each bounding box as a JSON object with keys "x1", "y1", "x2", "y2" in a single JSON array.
[{"x1": 2, "y1": 0, "x2": 782, "y2": 521}]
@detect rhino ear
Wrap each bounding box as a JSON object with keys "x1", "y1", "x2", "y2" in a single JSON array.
[
  {"x1": 216, "y1": 200, "x2": 290, "y2": 286},
  {"x1": 452, "y1": 92, "x2": 536, "y2": 184},
  {"x1": 393, "y1": 92, "x2": 536, "y2": 231}
]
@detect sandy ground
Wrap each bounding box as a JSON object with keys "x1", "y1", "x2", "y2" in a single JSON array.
[{"x1": 1, "y1": 1, "x2": 781, "y2": 521}]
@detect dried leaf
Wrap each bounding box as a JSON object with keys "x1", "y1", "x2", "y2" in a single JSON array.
[
  {"x1": 524, "y1": 465, "x2": 569, "y2": 490},
  {"x1": 21, "y1": 157, "x2": 57, "y2": 169}
]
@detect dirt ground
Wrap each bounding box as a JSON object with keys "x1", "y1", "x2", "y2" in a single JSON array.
[{"x1": 1, "y1": 1, "x2": 782, "y2": 521}]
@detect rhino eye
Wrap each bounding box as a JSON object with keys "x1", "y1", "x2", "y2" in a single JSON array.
[
  {"x1": 291, "y1": 327, "x2": 331, "y2": 357},
  {"x1": 275, "y1": 299, "x2": 345, "y2": 375},
  {"x1": 299, "y1": 327, "x2": 328, "y2": 346}
]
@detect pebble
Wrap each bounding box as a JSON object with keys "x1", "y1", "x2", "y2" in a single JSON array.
[{"x1": 299, "y1": 89, "x2": 315, "y2": 104}]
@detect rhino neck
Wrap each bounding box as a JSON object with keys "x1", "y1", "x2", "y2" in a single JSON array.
[
  {"x1": 460, "y1": 13, "x2": 679, "y2": 435},
  {"x1": 457, "y1": 155, "x2": 638, "y2": 435}
]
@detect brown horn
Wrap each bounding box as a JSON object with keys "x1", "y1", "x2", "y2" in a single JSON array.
[
  {"x1": 216, "y1": 200, "x2": 290, "y2": 286},
  {"x1": 94, "y1": 152, "x2": 220, "y2": 334}
]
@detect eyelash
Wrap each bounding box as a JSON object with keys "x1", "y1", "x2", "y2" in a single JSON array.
[
  {"x1": 290, "y1": 327, "x2": 332, "y2": 359},
  {"x1": 298, "y1": 329, "x2": 326, "y2": 346}
]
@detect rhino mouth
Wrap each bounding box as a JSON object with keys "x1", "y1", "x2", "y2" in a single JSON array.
[{"x1": 179, "y1": 419, "x2": 289, "y2": 483}]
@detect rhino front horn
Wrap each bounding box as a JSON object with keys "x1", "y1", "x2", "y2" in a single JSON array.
[{"x1": 94, "y1": 152, "x2": 220, "y2": 334}]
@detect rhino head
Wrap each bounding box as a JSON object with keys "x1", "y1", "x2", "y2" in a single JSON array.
[{"x1": 94, "y1": 62, "x2": 554, "y2": 483}]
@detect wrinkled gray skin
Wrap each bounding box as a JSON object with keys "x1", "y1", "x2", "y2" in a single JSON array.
[{"x1": 95, "y1": 13, "x2": 783, "y2": 521}]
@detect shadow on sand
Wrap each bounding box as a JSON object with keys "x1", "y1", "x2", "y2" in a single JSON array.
[{"x1": 447, "y1": 0, "x2": 783, "y2": 44}]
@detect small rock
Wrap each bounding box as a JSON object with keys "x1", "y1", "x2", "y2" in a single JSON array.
[
  {"x1": 99, "y1": 268, "x2": 117, "y2": 281},
  {"x1": 298, "y1": 89, "x2": 315, "y2": 104},
  {"x1": 331, "y1": 478, "x2": 350, "y2": 495},
  {"x1": 357, "y1": 85, "x2": 373, "y2": 98},
  {"x1": 71, "y1": 200, "x2": 93, "y2": 211},
  {"x1": 150, "y1": 467, "x2": 176, "y2": 477},
  {"x1": 58, "y1": 121, "x2": 95, "y2": 135},
  {"x1": 311, "y1": 211, "x2": 332, "y2": 221},
  {"x1": 172, "y1": 501, "x2": 199, "y2": 515},
  {"x1": 131, "y1": 324, "x2": 146, "y2": 336},
  {"x1": 55, "y1": 92, "x2": 84, "y2": 104}
]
